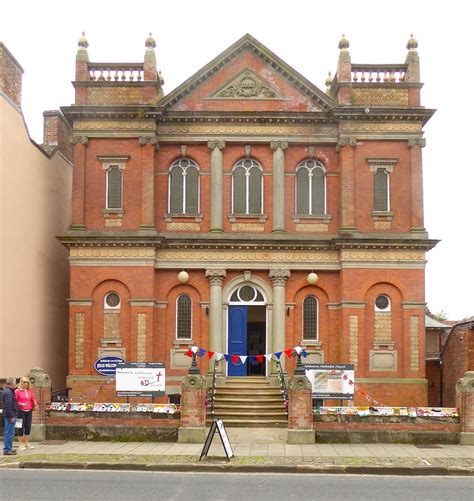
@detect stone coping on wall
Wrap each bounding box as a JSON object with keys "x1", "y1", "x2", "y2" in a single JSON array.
[{"x1": 314, "y1": 406, "x2": 459, "y2": 418}]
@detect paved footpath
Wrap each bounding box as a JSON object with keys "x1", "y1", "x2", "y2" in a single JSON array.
[{"x1": 2, "y1": 428, "x2": 474, "y2": 475}]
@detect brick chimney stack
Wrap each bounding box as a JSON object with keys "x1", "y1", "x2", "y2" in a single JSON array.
[
  {"x1": 0, "y1": 42, "x2": 24, "y2": 109},
  {"x1": 42, "y1": 110, "x2": 72, "y2": 162}
]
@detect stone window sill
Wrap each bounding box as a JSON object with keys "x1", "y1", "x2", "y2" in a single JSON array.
[
  {"x1": 293, "y1": 214, "x2": 332, "y2": 224},
  {"x1": 173, "y1": 339, "x2": 194, "y2": 347},
  {"x1": 164, "y1": 213, "x2": 203, "y2": 223},
  {"x1": 301, "y1": 340, "x2": 322, "y2": 349},
  {"x1": 103, "y1": 209, "x2": 124, "y2": 216},
  {"x1": 228, "y1": 214, "x2": 267, "y2": 223},
  {"x1": 371, "y1": 211, "x2": 393, "y2": 221}
]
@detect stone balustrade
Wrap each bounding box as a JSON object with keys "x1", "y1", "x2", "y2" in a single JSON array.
[
  {"x1": 87, "y1": 63, "x2": 144, "y2": 82},
  {"x1": 351, "y1": 64, "x2": 408, "y2": 83}
]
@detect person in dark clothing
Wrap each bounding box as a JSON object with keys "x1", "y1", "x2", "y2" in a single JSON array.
[{"x1": 2, "y1": 377, "x2": 19, "y2": 455}]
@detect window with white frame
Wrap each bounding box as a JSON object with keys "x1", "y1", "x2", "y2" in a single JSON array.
[
  {"x1": 232, "y1": 158, "x2": 263, "y2": 214},
  {"x1": 169, "y1": 158, "x2": 199, "y2": 214},
  {"x1": 296, "y1": 159, "x2": 326, "y2": 215},
  {"x1": 98, "y1": 156, "x2": 129, "y2": 210},
  {"x1": 104, "y1": 291, "x2": 121, "y2": 310},
  {"x1": 176, "y1": 294, "x2": 192, "y2": 339},
  {"x1": 367, "y1": 158, "x2": 398, "y2": 213},
  {"x1": 374, "y1": 294, "x2": 391, "y2": 312},
  {"x1": 303, "y1": 295, "x2": 318, "y2": 340}
]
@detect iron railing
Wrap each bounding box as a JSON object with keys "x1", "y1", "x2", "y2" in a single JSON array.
[{"x1": 276, "y1": 360, "x2": 288, "y2": 414}]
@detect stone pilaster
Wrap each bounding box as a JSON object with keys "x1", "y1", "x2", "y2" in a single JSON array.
[
  {"x1": 287, "y1": 375, "x2": 315, "y2": 444},
  {"x1": 270, "y1": 141, "x2": 288, "y2": 233},
  {"x1": 138, "y1": 137, "x2": 158, "y2": 230},
  {"x1": 208, "y1": 140, "x2": 226, "y2": 233},
  {"x1": 269, "y1": 269, "x2": 290, "y2": 373},
  {"x1": 178, "y1": 375, "x2": 207, "y2": 443},
  {"x1": 206, "y1": 269, "x2": 226, "y2": 373}
]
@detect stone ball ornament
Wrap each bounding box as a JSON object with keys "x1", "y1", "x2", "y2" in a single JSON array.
[
  {"x1": 178, "y1": 270, "x2": 189, "y2": 283},
  {"x1": 307, "y1": 272, "x2": 319, "y2": 285}
]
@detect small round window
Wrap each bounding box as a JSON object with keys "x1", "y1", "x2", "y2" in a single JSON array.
[
  {"x1": 104, "y1": 292, "x2": 121, "y2": 309},
  {"x1": 375, "y1": 295, "x2": 390, "y2": 312}
]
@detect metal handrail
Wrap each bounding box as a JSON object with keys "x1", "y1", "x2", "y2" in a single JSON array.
[
  {"x1": 208, "y1": 358, "x2": 220, "y2": 420},
  {"x1": 276, "y1": 360, "x2": 288, "y2": 414}
]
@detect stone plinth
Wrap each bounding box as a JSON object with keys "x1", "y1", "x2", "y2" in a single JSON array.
[
  {"x1": 178, "y1": 375, "x2": 207, "y2": 443},
  {"x1": 26, "y1": 367, "x2": 51, "y2": 441},
  {"x1": 287, "y1": 375, "x2": 315, "y2": 444},
  {"x1": 456, "y1": 371, "x2": 474, "y2": 445}
]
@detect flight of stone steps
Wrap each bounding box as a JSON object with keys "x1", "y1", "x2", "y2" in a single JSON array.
[{"x1": 207, "y1": 376, "x2": 288, "y2": 427}]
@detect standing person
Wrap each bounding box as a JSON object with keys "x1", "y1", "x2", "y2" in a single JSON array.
[
  {"x1": 2, "y1": 377, "x2": 18, "y2": 455},
  {"x1": 15, "y1": 377, "x2": 38, "y2": 450}
]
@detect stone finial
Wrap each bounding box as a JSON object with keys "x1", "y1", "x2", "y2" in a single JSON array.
[
  {"x1": 145, "y1": 32, "x2": 156, "y2": 49},
  {"x1": 406, "y1": 34, "x2": 418, "y2": 51},
  {"x1": 338, "y1": 34, "x2": 349, "y2": 50},
  {"x1": 78, "y1": 31, "x2": 89, "y2": 49},
  {"x1": 325, "y1": 70, "x2": 333, "y2": 89}
]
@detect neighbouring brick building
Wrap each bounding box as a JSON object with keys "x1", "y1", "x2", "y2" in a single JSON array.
[
  {"x1": 60, "y1": 33, "x2": 437, "y2": 406},
  {"x1": 0, "y1": 43, "x2": 72, "y2": 387}
]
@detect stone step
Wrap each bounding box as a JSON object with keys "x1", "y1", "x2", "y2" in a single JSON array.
[
  {"x1": 212, "y1": 402, "x2": 284, "y2": 409},
  {"x1": 206, "y1": 418, "x2": 288, "y2": 428}
]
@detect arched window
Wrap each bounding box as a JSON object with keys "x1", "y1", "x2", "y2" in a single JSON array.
[
  {"x1": 169, "y1": 158, "x2": 199, "y2": 214},
  {"x1": 176, "y1": 295, "x2": 192, "y2": 339},
  {"x1": 303, "y1": 296, "x2": 318, "y2": 340},
  {"x1": 232, "y1": 158, "x2": 263, "y2": 214},
  {"x1": 106, "y1": 166, "x2": 123, "y2": 209},
  {"x1": 296, "y1": 159, "x2": 326, "y2": 215}
]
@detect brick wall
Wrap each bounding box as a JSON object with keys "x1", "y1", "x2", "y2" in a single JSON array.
[
  {"x1": 0, "y1": 42, "x2": 23, "y2": 108},
  {"x1": 441, "y1": 322, "x2": 474, "y2": 406},
  {"x1": 42, "y1": 110, "x2": 72, "y2": 162}
]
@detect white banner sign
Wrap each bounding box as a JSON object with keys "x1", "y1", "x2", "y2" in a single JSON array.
[{"x1": 116, "y1": 363, "x2": 165, "y2": 397}]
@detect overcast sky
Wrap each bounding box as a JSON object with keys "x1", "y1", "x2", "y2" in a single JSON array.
[{"x1": 2, "y1": 0, "x2": 472, "y2": 320}]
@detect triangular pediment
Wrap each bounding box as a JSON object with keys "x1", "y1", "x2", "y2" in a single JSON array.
[
  {"x1": 209, "y1": 68, "x2": 284, "y2": 100},
  {"x1": 160, "y1": 34, "x2": 335, "y2": 114}
]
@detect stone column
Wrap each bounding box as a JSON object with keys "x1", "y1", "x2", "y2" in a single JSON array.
[
  {"x1": 207, "y1": 140, "x2": 226, "y2": 233},
  {"x1": 70, "y1": 137, "x2": 88, "y2": 228},
  {"x1": 206, "y1": 269, "x2": 226, "y2": 373},
  {"x1": 178, "y1": 375, "x2": 207, "y2": 443},
  {"x1": 338, "y1": 137, "x2": 357, "y2": 233},
  {"x1": 456, "y1": 371, "x2": 474, "y2": 445},
  {"x1": 269, "y1": 269, "x2": 290, "y2": 373},
  {"x1": 408, "y1": 138, "x2": 426, "y2": 233},
  {"x1": 270, "y1": 141, "x2": 288, "y2": 233},
  {"x1": 26, "y1": 367, "x2": 52, "y2": 442},
  {"x1": 287, "y1": 375, "x2": 315, "y2": 444},
  {"x1": 138, "y1": 136, "x2": 158, "y2": 230}
]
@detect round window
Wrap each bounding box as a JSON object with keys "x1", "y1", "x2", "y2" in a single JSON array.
[
  {"x1": 105, "y1": 292, "x2": 120, "y2": 308},
  {"x1": 375, "y1": 295, "x2": 390, "y2": 311},
  {"x1": 239, "y1": 286, "x2": 256, "y2": 302}
]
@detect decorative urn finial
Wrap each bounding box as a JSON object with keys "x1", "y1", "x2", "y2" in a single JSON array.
[
  {"x1": 338, "y1": 34, "x2": 349, "y2": 50},
  {"x1": 145, "y1": 32, "x2": 156, "y2": 49},
  {"x1": 406, "y1": 34, "x2": 418, "y2": 51},
  {"x1": 325, "y1": 70, "x2": 333, "y2": 88},
  {"x1": 78, "y1": 31, "x2": 89, "y2": 49}
]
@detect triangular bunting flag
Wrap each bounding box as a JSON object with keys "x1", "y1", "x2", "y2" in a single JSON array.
[
  {"x1": 198, "y1": 348, "x2": 206, "y2": 357},
  {"x1": 284, "y1": 348, "x2": 293, "y2": 358},
  {"x1": 264, "y1": 354, "x2": 273, "y2": 362},
  {"x1": 302, "y1": 350, "x2": 308, "y2": 358},
  {"x1": 191, "y1": 346, "x2": 199, "y2": 354},
  {"x1": 224, "y1": 354, "x2": 230, "y2": 362},
  {"x1": 207, "y1": 351, "x2": 215, "y2": 359},
  {"x1": 185, "y1": 349, "x2": 192, "y2": 358},
  {"x1": 248, "y1": 356, "x2": 255, "y2": 363},
  {"x1": 239, "y1": 355, "x2": 248, "y2": 364},
  {"x1": 215, "y1": 352, "x2": 224, "y2": 361},
  {"x1": 256, "y1": 355, "x2": 264, "y2": 363},
  {"x1": 231, "y1": 355, "x2": 239, "y2": 364},
  {"x1": 274, "y1": 352, "x2": 282, "y2": 359}
]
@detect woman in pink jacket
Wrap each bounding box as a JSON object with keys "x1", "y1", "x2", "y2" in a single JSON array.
[{"x1": 15, "y1": 377, "x2": 38, "y2": 450}]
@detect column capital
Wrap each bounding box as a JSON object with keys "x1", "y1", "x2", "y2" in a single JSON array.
[
  {"x1": 70, "y1": 135, "x2": 88, "y2": 146},
  {"x1": 205, "y1": 269, "x2": 226, "y2": 285},
  {"x1": 207, "y1": 140, "x2": 226, "y2": 150},
  {"x1": 269, "y1": 269, "x2": 290, "y2": 286},
  {"x1": 407, "y1": 137, "x2": 426, "y2": 148},
  {"x1": 139, "y1": 136, "x2": 160, "y2": 149},
  {"x1": 336, "y1": 137, "x2": 357, "y2": 151},
  {"x1": 270, "y1": 141, "x2": 289, "y2": 151}
]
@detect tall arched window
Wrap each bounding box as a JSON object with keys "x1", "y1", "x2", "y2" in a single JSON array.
[
  {"x1": 169, "y1": 158, "x2": 199, "y2": 214},
  {"x1": 232, "y1": 158, "x2": 263, "y2": 214},
  {"x1": 296, "y1": 159, "x2": 326, "y2": 215},
  {"x1": 303, "y1": 296, "x2": 318, "y2": 340},
  {"x1": 176, "y1": 294, "x2": 192, "y2": 339},
  {"x1": 373, "y1": 169, "x2": 390, "y2": 212}
]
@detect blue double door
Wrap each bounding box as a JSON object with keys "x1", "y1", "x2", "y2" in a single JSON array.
[{"x1": 228, "y1": 305, "x2": 266, "y2": 376}]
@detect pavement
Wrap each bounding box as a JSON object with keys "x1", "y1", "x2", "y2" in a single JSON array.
[{"x1": 1, "y1": 428, "x2": 474, "y2": 475}]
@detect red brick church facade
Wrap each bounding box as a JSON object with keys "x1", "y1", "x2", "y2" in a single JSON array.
[{"x1": 61, "y1": 33, "x2": 436, "y2": 406}]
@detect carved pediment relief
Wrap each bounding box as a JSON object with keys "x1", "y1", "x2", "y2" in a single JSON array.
[{"x1": 209, "y1": 69, "x2": 284, "y2": 100}]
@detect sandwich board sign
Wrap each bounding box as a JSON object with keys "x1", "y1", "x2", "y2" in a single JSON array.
[{"x1": 200, "y1": 419, "x2": 234, "y2": 461}]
